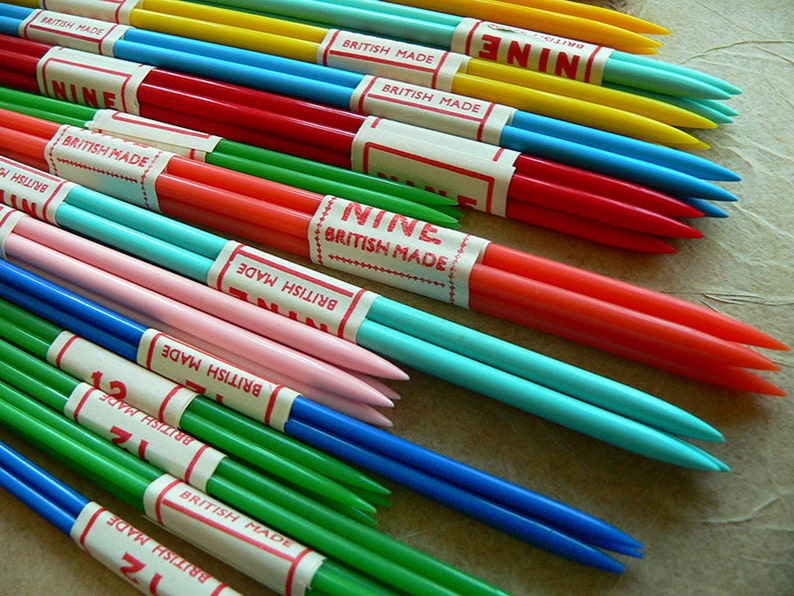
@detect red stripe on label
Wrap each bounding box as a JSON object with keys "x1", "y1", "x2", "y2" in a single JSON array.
[
  {"x1": 77, "y1": 504, "x2": 106, "y2": 550},
  {"x1": 286, "y1": 548, "x2": 320, "y2": 596},
  {"x1": 52, "y1": 332, "x2": 81, "y2": 369}
]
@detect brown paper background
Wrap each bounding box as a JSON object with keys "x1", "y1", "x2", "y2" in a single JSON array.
[{"x1": 1, "y1": 1, "x2": 791, "y2": 594}]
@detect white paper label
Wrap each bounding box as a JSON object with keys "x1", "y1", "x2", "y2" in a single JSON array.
[
  {"x1": 318, "y1": 29, "x2": 468, "y2": 90},
  {"x1": 351, "y1": 117, "x2": 517, "y2": 216},
  {"x1": 88, "y1": 110, "x2": 223, "y2": 160},
  {"x1": 452, "y1": 19, "x2": 613, "y2": 85},
  {"x1": 65, "y1": 383, "x2": 225, "y2": 491},
  {"x1": 0, "y1": 205, "x2": 26, "y2": 260},
  {"x1": 137, "y1": 329, "x2": 297, "y2": 430},
  {"x1": 350, "y1": 75, "x2": 515, "y2": 144},
  {"x1": 43, "y1": 124, "x2": 172, "y2": 210},
  {"x1": 309, "y1": 195, "x2": 487, "y2": 306},
  {"x1": 144, "y1": 476, "x2": 324, "y2": 595},
  {"x1": 20, "y1": 9, "x2": 130, "y2": 54},
  {"x1": 207, "y1": 242, "x2": 377, "y2": 342},
  {"x1": 37, "y1": 47, "x2": 152, "y2": 114},
  {"x1": 48, "y1": 331, "x2": 196, "y2": 428},
  {"x1": 71, "y1": 502, "x2": 239, "y2": 595},
  {"x1": 40, "y1": 0, "x2": 140, "y2": 24},
  {"x1": 0, "y1": 155, "x2": 72, "y2": 224}
]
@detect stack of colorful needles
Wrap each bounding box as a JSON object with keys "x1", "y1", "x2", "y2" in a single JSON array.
[
  {"x1": 0, "y1": 257, "x2": 647, "y2": 579},
  {"x1": 0, "y1": 346, "x2": 510, "y2": 595},
  {"x1": 0, "y1": 108, "x2": 786, "y2": 396},
  {"x1": 0, "y1": 281, "x2": 392, "y2": 520},
  {"x1": 138, "y1": 0, "x2": 742, "y2": 113},
  {"x1": 0, "y1": 0, "x2": 716, "y2": 146},
  {"x1": 0, "y1": 31, "x2": 725, "y2": 253},
  {"x1": 0, "y1": 0, "x2": 785, "y2": 590},
  {"x1": 0, "y1": 4, "x2": 744, "y2": 194}
]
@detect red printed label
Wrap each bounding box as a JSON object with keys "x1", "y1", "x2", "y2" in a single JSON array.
[
  {"x1": 310, "y1": 195, "x2": 487, "y2": 306},
  {"x1": 318, "y1": 29, "x2": 468, "y2": 90},
  {"x1": 20, "y1": 8, "x2": 130, "y2": 54},
  {"x1": 453, "y1": 19, "x2": 612, "y2": 84},
  {"x1": 350, "y1": 76, "x2": 515, "y2": 144},
  {"x1": 40, "y1": 0, "x2": 140, "y2": 25},
  {"x1": 43, "y1": 124, "x2": 171, "y2": 210},
  {"x1": 65, "y1": 383, "x2": 225, "y2": 491},
  {"x1": 37, "y1": 46, "x2": 152, "y2": 113},
  {"x1": 71, "y1": 502, "x2": 239, "y2": 595},
  {"x1": 143, "y1": 476, "x2": 324, "y2": 595},
  {"x1": 0, "y1": 155, "x2": 72, "y2": 224},
  {"x1": 351, "y1": 117, "x2": 517, "y2": 216},
  {"x1": 207, "y1": 241, "x2": 377, "y2": 341},
  {"x1": 138, "y1": 329, "x2": 297, "y2": 430},
  {"x1": 48, "y1": 331, "x2": 196, "y2": 428}
]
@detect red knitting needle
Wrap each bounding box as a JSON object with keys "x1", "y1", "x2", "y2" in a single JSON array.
[{"x1": 471, "y1": 293, "x2": 785, "y2": 396}]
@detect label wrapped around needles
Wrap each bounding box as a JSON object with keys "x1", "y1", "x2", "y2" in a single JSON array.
[
  {"x1": 452, "y1": 19, "x2": 613, "y2": 85},
  {"x1": 138, "y1": 330, "x2": 299, "y2": 431},
  {"x1": 349, "y1": 116, "x2": 518, "y2": 216},
  {"x1": 318, "y1": 29, "x2": 469, "y2": 90},
  {"x1": 143, "y1": 476, "x2": 325, "y2": 596},
  {"x1": 207, "y1": 242, "x2": 378, "y2": 342},
  {"x1": 65, "y1": 382, "x2": 226, "y2": 492},
  {"x1": 0, "y1": 156, "x2": 73, "y2": 224},
  {"x1": 71, "y1": 501, "x2": 239, "y2": 595},
  {"x1": 309, "y1": 195, "x2": 489, "y2": 307},
  {"x1": 350, "y1": 75, "x2": 516, "y2": 144}
]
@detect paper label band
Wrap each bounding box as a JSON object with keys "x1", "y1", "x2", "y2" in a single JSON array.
[
  {"x1": 137, "y1": 329, "x2": 297, "y2": 431},
  {"x1": 20, "y1": 8, "x2": 130, "y2": 54},
  {"x1": 318, "y1": 29, "x2": 468, "y2": 91},
  {"x1": 351, "y1": 117, "x2": 518, "y2": 217},
  {"x1": 65, "y1": 383, "x2": 225, "y2": 492},
  {"x1": 39, "y1": 0, "x2": 141, "y2": 25},
  {"x1": 452, "y1": 19, "x2": 613, "y2": 85},
  {"x1": 309, "y1": 195, "x2": 486, "y2": 306},
  {"x1": 350, "y1": 76, "x2": 515, "y2": 145},
  {"x1": 71, "y1": 502, "x2": 237, "y2": 595},
  {"x1": 207, "y1": 242, "x2": 377, "y2": 341},
  {"x1": 48, "y1": 330, "x2": 196, "y2": 428},
  {"x1": 143, "y1": 476, "x2": 324, "y2": 595},
  {"x1": 37, "y1": 46, "x2": 152, "y2": 114},
  {"x1": 0, "y1": 205, "x2": 26, "y2": 260},
  {"x1": 43, "y1": 124, "x2": 172, "y2": 210},
  {"x1": 88, "y1": 110, "x2": 223, "y2": 160},
  {"x1": 0, "y1": 155, "x2": 72, "y2": 224}
]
